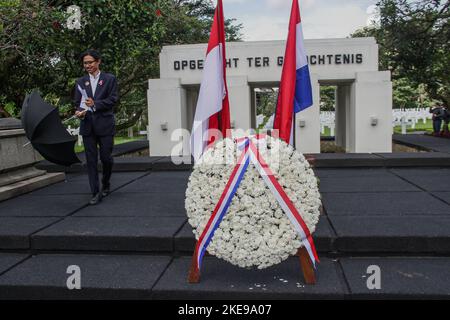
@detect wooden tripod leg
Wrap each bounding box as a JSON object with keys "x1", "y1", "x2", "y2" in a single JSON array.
[
  {"x1": 187, "y1": 254, "x2": 200, "y2": 283},
  {"x1": 298, "y1": 247, "x2": 316, "y2": 285}
]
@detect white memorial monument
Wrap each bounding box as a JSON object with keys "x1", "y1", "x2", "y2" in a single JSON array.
[{"x1": 147, "y1": 37, "x2": 392, "y2": 155}]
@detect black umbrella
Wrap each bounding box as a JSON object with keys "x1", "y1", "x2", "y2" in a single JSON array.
[{"x1": 21, "y1": 91, "x2": 81, "y2": 166}]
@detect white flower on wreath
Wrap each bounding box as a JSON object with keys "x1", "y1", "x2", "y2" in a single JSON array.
[{"x1": 185, "y1": 136, "x2": 322, "y2": 269}]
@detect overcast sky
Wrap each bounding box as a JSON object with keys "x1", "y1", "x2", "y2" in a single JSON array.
[{"x1": 221, "y1": 0, "x2": 379, "y2": 40}]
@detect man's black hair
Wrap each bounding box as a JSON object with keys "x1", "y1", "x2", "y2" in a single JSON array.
[{"x1": 80, "y1": 49, "x2": 101, "y2": 62}]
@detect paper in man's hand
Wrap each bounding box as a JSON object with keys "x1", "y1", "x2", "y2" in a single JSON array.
[{"x1": 77, "y1": 84, "x2": 92, "y2": 112}]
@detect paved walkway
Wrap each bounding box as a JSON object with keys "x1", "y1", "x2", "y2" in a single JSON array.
[{"x1": 0, "y1": 167, "x2": 449, "y2": 299}]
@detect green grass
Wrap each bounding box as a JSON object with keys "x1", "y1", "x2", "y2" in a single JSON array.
[
  {"x1": 74, "y1": 136, "x2": 143, "y2": 153},
  {"x1": 321, "y1": 127, "x2": 332, "y2": 136},
  {"x1": 320, "y1": 119, "x2": 433, "y2": 136},
  {"x1": 393, "y1": 119, "x2": 433, "y2": 134}
]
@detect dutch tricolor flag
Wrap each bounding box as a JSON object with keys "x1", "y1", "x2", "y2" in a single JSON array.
[{"x1": 273, "y1": 0, "x2": 313, "y2": 144}]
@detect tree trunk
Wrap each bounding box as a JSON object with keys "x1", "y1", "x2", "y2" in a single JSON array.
[{"x1": 116, "y1": 108, "x2": 144, "y2": 132}]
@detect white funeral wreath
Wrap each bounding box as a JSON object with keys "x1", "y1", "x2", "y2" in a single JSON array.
[{"x1": 185, "y1": 136, "x2": 321, "y2": 269}]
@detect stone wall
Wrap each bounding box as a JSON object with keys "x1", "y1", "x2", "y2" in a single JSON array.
[{"x1": 0, "y1": 129, "x2": 42, "y2": 172}]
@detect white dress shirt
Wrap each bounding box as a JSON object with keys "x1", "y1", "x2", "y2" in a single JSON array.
[
  {"x1": 89, "y1": 71, "x2": 101, "y2": 112},
  {"x1": 89, "y1": 71, "x2": 101, "y2": 97}
]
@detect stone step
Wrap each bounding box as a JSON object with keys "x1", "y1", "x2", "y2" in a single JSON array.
[
  {"x1": 0, "y1": 172, "x2": 65, "y2": 202},
  {"x1": 1, "y1": 214, "x2": 449, "y2": 255},
  {"x1": 1, "y1": 169, "x2": 449, "y2": 255},
  {"x1": 0, "y1": 253, "x2": 170, "y2": 299},
  {"x1": 393, "y1": 134, "x2": 450, "y2": 154},
  {"x1": 27, "y1": 216, "x2": 333, "y2": 254},
  {"x1": 0, "y1": 253, "x2": 449, "y2": 299},
  {"x1": 0, "y1": 167, "x2": 47, "y2": 188},
  {"x1": 36, "y1": 153, "x2": 450, "y2": 174},
  {"x1": 36, "y1": 156, "x2": 194, "y2": 173}
]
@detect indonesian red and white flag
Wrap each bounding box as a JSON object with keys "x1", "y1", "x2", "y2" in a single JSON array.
[{"x1": 190, "y1": 0, "x2": 231, "y2": 162}]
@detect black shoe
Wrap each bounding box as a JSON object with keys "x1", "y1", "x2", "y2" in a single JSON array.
[
  {"x1": 89, "y1": 193, "x2": 102, "y2": 205},
  {"x1": 101, "y1": 187, "x2": 110, "y2": 197}
]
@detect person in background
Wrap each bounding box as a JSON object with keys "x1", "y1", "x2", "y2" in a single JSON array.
[
  {"x1": 442, "y1": 106, "x2": 450, "y2": 137},
  {"x1": 74, "y1": 49, "x2": 118, "y2": 205},
  {"x1": 429, "y1": 104, "x2": 445, "y2": 137}
]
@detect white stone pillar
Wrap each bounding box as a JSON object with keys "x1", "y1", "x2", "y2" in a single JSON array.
[
  {"x1": 351, "y1": 71, "x2": 392, "y2": 153},
  {"x1": 335, "y1": 85, "x2": 349, "y2": 149},
  {"x1": 227, "y1": 76, "x2": 251, "y2": 134},
  {"x1": 147, "y1": 78, "x2": 187, "y2": 156},
  {"x1": 294, "y1": 73, "x2": 320, "y2": 153}
]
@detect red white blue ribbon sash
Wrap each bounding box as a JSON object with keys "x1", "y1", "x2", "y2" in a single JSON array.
[
  {"x1": 194, "y1": 142, "x2": 250, "y2": 270},
  {"x1": 192, "y1": 135, "x2": 319, "y2": 273}
]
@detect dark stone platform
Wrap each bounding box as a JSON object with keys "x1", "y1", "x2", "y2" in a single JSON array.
[
  {"x1": 36, "y1": 157, "x2": 165, "y2": 173},
  {"x1": 393, "y1": 134, "x2": 450, "y2": 154},
  {"x1": 174, "y1": 216, "x2": 336, "y2": 254},
  {"x1": 152, "y1": 257, "x2": 347, "y2": 300},
  {"x1": 117, "y1": 171, "x2": 191, "y2": 194},
  {"x1": 375, "y1": 152, "x2": 450, "y2": 167},
  {"x1": 0, "y1": 194, "x2": 89, "y2": 217},
  {"x1": 0, "y1": 254, "x2": 171, "y2": 299},
  {"x1": 27, "y1": 171, "x2": 148, "y2": 195},
  {"x1": 322, "y1": 192, "x2": 450, "y2": 216},
  {"x1": 0, "y1": 254, "x2": 29, "y2": 275},
  {"x1": 340, "y1": 257, "x2": 450, "y2": 299},
  {"x1": 1, "y1": 253, "x2": 448, "y2": 299},
  {"x1": 318, "y1": 175, "x2": 420, "y2": 193},
  {"x1": 31, "y1": 217, "x2": 186, "y2": 252},
  {"x1": 0, "y1": 218, "x2": 59, "y2": 249},
  {"x1": 314, "y1": 167, "x2": 389, "y2": 178},
  {"x1": 0, "y1": 170, "x2": 448, "y2": 257},
  {"x1": 1, "y1": 160, "x2": 450, "y2": 298},
  {"x1": 330, "y1": 216, "x2": 450, "y2": 253},
  {"x1": 72, "y1": 192, "x2": 186, "y2": 217},
  {"x1": 306, "y1": 153, "x2": 384, "y2": 167},
  {"x1": 433, "y1": 192, "x2": 450, "y2": 205},
  {"x1": 390, "y1": 168, "x2": 450, "y2": 192}
]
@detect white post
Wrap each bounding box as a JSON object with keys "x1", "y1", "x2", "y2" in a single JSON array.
[
  {"x1": 401, "y1": 116, "x2": 407, "y2": 134},
  {"x1": 329, "y1": 124, "x2": 335, "y2": 137}
]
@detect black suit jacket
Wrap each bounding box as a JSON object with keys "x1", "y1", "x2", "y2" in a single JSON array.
[{"x1": 74, "y1": 72, "x2": 118, "y2": 136}]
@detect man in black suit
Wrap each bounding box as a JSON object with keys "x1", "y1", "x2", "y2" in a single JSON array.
[{"x1": 74, "y1": 49, "x2": 118, "y2": 205}]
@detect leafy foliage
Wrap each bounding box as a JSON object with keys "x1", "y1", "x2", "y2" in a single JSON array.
[
  {"x1": 255, "y1": 88, "x2": 277, "y2": 129},
  {"x1": 351, "y1": 0, "x2": 449, "y2": 108},
  {"x1": 320, "y1": 86, "x2": 335, "y2": 111},
  {"x1": 0, "y1": 0, "x2": 242, "y2": 132}
]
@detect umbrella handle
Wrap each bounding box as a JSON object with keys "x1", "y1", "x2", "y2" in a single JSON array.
[{"x1": 63, "y1": 115, "x2": 77, "y2": 123}]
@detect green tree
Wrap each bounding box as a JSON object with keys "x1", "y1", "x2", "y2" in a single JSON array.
[
  {"x1": 0, "y1": 0, "x2": 242, "y2": 132},
  {"x1": 255, "y1": 88, "x2": 277, "y2": 129},
  {"x1": 351, "y1": 0, "x2": 449, "y2": 108},
  {"x1": 320, "y1": 86, "x2": 335, "y2": 111}
]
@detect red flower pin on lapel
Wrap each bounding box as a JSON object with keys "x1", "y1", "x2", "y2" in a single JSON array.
[{"x1": 99, "y1": 80, "x2": 104, "y2": 86}]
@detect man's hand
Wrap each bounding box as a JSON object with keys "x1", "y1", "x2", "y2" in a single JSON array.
[
  {"x1": 85, "y1": 97, "x2": 94, "y2": 107},
  {"x1": 75, "y1": 110, "x2": 87, "y2": 119}
]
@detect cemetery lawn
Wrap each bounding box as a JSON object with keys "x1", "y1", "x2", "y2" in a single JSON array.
[
  {"x1": 393, "y1": 119, "x2": 433, "y2": 134},
  {"x1": 320, "y1": 119, "x2": 433, "y2": 137},
  {"x1": 74, "y1": 136, "x2": 142, "y2": 153}
]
